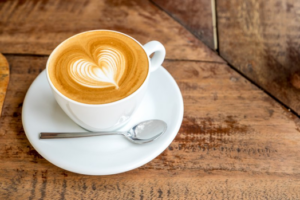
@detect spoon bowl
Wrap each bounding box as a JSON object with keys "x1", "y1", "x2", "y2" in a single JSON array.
[
  {"x1": 124, "y1": 120, "x2": 167, "y2": 144},
  {"x1": 40, "y1": 120, "x2": 167, "y2": 144}
]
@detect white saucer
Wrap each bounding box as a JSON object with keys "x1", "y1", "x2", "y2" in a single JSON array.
[{"x1": 22, "y1": 67, "x2": 184, "y2": 175}]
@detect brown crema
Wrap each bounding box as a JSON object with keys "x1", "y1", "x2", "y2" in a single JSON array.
[{"x1": 48, "y1": 31, "x2": 149, "y2": 104}]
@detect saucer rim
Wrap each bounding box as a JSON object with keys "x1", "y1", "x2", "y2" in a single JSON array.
[{"x1": 22, "y1": 67, "x2": 184, "y2": 175}]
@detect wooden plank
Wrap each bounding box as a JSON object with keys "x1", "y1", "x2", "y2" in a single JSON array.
[
  {"x1": 0, "y1": 0, "x2": 224, "y2": 63},
  {"x1": 217, "y1": 0, "x2": 300, "y2": 114},
  {"x1": 151, "y1": 0, "x2": 216, "y2": 49},
  {"x1": 0, "y1": 53, "x2": 9, "y2": 117},
  {"x1": 1, "y1": 55, "x2": 300, "y2": 198}
]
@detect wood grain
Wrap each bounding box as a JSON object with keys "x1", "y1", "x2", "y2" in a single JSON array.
[
  {"x1": 0, "y1": 53, "x2": 9, "y2": 117},
  {"x1": 1, "y1": 0, "x2": 300, "y2": 198},
  {"x1": 1, "y1": 55, "x2": 300, "y2": 199},
  {"x1": 217, "y1": 0, "x2": 300, "y2": 114},
  {"x1": 0, "y1": 0, "x2": 223, "y2": 63},
  {"x1": 151, "y1": 0, "x2": 216, "y2": 49}
]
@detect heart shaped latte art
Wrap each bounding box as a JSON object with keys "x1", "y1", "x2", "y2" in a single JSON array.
[{"x1": 68, "y1": 46, "x2": 126, "y2": 89}]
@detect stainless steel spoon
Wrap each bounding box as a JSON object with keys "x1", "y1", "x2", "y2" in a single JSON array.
[{"x1": 40, "y1": 120, "x2": 167, "y2": 144}]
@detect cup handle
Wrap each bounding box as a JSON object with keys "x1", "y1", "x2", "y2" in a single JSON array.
[{"x1": 143, "y1": 41, "x2": 166, "y2": 72}]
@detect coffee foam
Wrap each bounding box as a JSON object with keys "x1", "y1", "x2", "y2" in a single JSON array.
[
  {"x1": 68, "y1": 46, "x2": 125, "y2": 89},
  {"x1": 48, "y1": 31, "x2": 148, "y2": 104}
]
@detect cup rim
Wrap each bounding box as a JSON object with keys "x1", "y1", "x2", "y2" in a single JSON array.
[{"x1": 46, "y1": 29, "x2": 150, "y2": 107}]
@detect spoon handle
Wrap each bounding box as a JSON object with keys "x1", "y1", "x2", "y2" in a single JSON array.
[{"x1": 40, "y1": 132, "x2": 124, "y2": 139}]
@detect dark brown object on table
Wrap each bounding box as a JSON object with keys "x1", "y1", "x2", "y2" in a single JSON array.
[
  {"x1": 1, "y1": 0, "x2": 300, "y2": 199},
  {"x1": 152, "y1": 0, "x2": 216, "y2": 49},
  {"x1": 217, "y1": 0, "x2": 300, "y2": 115},
  {"x1": 0, "y1": 53, "x2": 9, "y2": 117}
]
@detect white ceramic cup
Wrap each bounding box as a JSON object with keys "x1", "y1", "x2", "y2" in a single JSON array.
[{"x1": 46, "y1": 30, "x2": 166, "y2": 131}]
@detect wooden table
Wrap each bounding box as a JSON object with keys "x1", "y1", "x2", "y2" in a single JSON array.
[{"x1": 1, "y1": 0, "x2": 300, "y2": 199}]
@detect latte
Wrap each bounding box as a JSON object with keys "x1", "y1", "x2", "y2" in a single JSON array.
[{"x1": 48, "y1": 31, "x2": 149, "y2": 104}]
